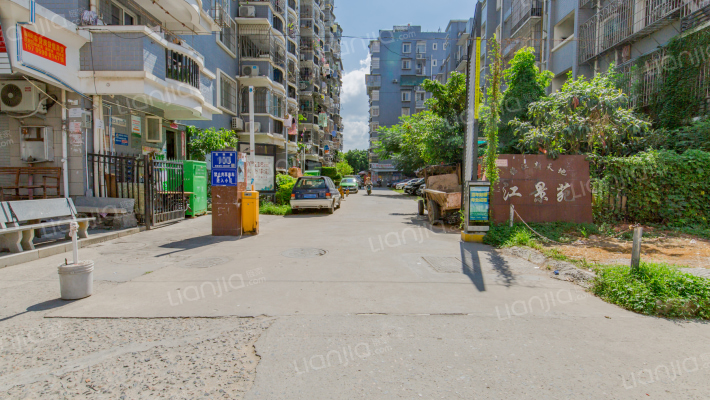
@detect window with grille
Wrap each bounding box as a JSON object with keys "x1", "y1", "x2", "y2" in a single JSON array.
[
  {"x1": 371, "y1": 90, "x2": 379, "y2": 101},
  {"x1": 217, "y1": 19, "x2": 237, "y2": 56},
  {"x1": 371, "y1": 107, "x2": 379, "y2": 117},
  {"x1": 371, "y1": 41, "x2": 380, "y2": 53},
  {"x1": 218, "y1": 70, "x2": 237, "y2": 115},
  {"x1": 371, "y1": 57, "x2": 380, "y2": 69}
]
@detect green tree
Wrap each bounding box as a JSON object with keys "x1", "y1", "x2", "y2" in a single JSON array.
[
  {"x1": 499, "y1": 47, "x2": 553, "y2": 152},
  {"x1": 421, "y1": 71, "x2": 467, "y2": 128},
  {"x1": 484, "y1": 35, "x2": 503, "y2": 186},
  {"x1": 335, "y1": 160, "x2": 354, "y2": 177},
  {"x1": 510, "y1": 70, "x2": 651, "y2": 157},
  {"x1": 188, "y1": 127, "x2": 239, "y2": 161},
  {"x1": 344, "y1": 149, "x2": 369, "y2": 172},
  {"x1": 375, "y1": 73, "x2": 468, "y2": 172}
]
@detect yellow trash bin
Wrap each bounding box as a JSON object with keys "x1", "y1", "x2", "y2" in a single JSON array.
[{"x1": 242, "y1": 191, "x2": 260, "y2": 234}]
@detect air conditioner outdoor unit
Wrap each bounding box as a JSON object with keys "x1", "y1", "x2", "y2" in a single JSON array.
[
  {"x1": 232, "y1": 117, "x2": 244, "y2": 131},
  {"x1": 0, "y1": 81, "x2": 47, "y2": 113},
  {"x1": 242, "y1": 65, "x2": 259, "y2": 77},
  {"x1": 239, "y1": 6, "x2": 256, "y2": 17},
  {"x1": 416, "y1": 54, "x2": 424, "y2": 59},
  {"x1": 245, "y1": 122, "x2": 261, "y2": 132}
]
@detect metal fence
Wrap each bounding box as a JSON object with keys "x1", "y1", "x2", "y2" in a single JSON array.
[{"x1": 87, "y1": 153, "x2": 186, "y2": 228}]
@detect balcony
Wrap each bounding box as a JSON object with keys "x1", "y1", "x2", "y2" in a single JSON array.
[
  {"x1": 239, "y1": 26, "x2": 287, "y2": 70},
  {"x1": 365, "y1": 75, "x2": 381, "y2": 92},
  {"x1": 578, "y1": 0, "x2": 684, "y2": 63},
  {"x1": 241, "y1": 0, "x2": 286, "y2": 15},
  {"x1": 134, "y1": 0, "x2": 221, "y2": 34},
  {"x1": 78, "y1": 26, "x2": 215, "y2": 120},
  {"x1": 681, "y1": 0, "x2": 710, "y2": 32},
  {"x1": 510, "y1": 0, "x2": 543, "y2": 37}
]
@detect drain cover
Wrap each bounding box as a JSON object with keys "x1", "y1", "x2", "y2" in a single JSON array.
[
  {"x1": 281, "y1": 248, "x2": 328, "y2": 258},
  {"x1": 180, "y1": 257, "x2": 231, "y2": 269},
  {"x1": 422, "y1": 256, "x2": 464, "y2": 274}
]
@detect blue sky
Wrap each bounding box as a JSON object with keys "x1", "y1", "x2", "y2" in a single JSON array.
[{"x1": 337, "y1": 0, "x2": 479, "y2": 151}]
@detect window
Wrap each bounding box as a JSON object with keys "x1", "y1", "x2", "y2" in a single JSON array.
[
  {"x1": 432, "y1": 59, "x2": 438, "y2": 67},
  {"x1": 371, "y1": 106, "x2": 380, "y2": 117},
  {"x1": 401, "y1": 91, "x2": 411, "y2": 102},
  {"x1": 402, "y1": 43, "x2": 411, "y2": 53},
  {"x1": 371, "y1": 57, "x2": 380, "y2": 70},
  {"x1": 416, "y1": 92, "x2": 426, "y2": 102},
  {"x1": 146, "y1": 116, "x2": 162, "y2": 143},
  {"x1": 432, "y1": 42, "x2": 438, "y2": 51},
  {"x1": 416, "y1": 42, "x2": 426, "y2": 54},
  {"x1": 401, "y1": 107, "x2": 410, "y2": 117},
  {"x1": 217, "y1": 20, "x2": 237, "y2": 57},
  {"x1": 371, "y1": 121, "x2": 379, "y2": 131},
  {"x1": 371, "y1": 90, "x2": 380, "y2": 101},
  {"x1": 217, "y1": 69, "x2": 237, "y2": 115},
  {"x1": 553, "y1": 12, "x2": 575, "y2": 49},
  {"x1": 402, "y1": 59, "x2": 411, "y2": 69},
  {"x1": 370, "y1": 41, "x2": 380, "y2": 53},
  {"x1": 109, "y1": 1, "x2": 136, "y2": 25}
]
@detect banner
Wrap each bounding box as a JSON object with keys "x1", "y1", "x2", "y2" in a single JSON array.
[
  {"x1": 22, "y1": 27, "x2": 66, "y2": 65},
  {"x1": 247, "y1": 155, "x2": 275, "y2": 191}
]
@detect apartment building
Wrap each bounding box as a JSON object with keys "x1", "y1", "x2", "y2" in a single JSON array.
[
  {"x1": 472, "y1": 0, "x2": 708, "y2": 97},
  {"x1": 298, "y1": 0, "x2": 344, "y2": 170},
  {"x1": 365, "y1": 23, "x2": 467, "y2": 182},
  {"x1": 0, "y1": 0, "x2": 343, "y2": 198}
]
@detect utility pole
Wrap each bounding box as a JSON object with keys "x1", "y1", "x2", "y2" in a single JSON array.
[{"x1": 248, "y1": 86, "x2": 256, "y2": 189}]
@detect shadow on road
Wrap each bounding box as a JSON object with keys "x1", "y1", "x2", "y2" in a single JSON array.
[
  {"x1": 459, "y1": 241, "x2": 515, "y2": 291},
  {"x1": 156, "y1": 235, "x2": 248, "y2": 257},
  {"x1": 0, "y1": 298, "x2": 70, "y2": 322}
]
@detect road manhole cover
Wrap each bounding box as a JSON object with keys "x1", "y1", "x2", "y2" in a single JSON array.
[
  {"x1": 422, "y1": 256, "x2": 464, "y2": 274},
  {"x1": 180, "y1": 257, "x2": 231, "y2": 269},
  {"x1": 281, "y1": 248, "x2": 328, "y2": 258}
]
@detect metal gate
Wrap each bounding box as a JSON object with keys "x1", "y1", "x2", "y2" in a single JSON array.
[
  {"x1": 147, "y1": 159, "x2": 186, "y2": 226},
  {"x1": 87, "y1": 153, "x2": 186, "y2": 228}
]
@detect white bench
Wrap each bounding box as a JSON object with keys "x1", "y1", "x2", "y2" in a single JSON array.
[{"x1": 0, "y1": 198, "x2": 95, "y2": 253}]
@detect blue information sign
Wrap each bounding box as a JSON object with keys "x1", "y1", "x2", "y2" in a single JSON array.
[
  {"x1": 115, "y1": 133, "x2": 129, "y2": 146},
  {"x1": 211, "y1": 151, "x2": 237, "y2": 170},
  {"x1": 211, "y1": 170, "x2": 238, "y2": 186}
]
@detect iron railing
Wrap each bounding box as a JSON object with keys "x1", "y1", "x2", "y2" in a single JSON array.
[
  {"x1": 511, "y1": 0, "x2": 543, "y2": 35},
  {"x1": 149, "y1": 159, "x2": 186, "y2": 226},
  {"x1": 166, "y1": 49, "x2": 200, "y2": 89}
]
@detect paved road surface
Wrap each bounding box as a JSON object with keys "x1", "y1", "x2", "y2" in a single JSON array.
[{"x1": 1, "y1": 188, "x2": 708, "y2": 399}]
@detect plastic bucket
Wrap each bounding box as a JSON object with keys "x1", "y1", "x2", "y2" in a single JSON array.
[{"x1": 57, "y1": 260, "x2": 94, "y2": 300}]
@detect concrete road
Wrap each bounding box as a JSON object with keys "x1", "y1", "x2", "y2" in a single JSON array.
[{"x1": 2, "y1": 188, "x2": 709, "y2": 399}]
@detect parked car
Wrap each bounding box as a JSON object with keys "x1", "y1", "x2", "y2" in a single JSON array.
[
  {"x1": 290, "y1": 176, "x2": 342, "y2": 214},
  {"x1": 340, "y1": 177, "x2": 359, "y2": 194},
  {"x1": 404, "y1": 178, "x2": 425, "y2": 195},
  {"x1": 415, "y1": 184, "x2": 426, "y2": 197},
  {"x1": 395, "y1": 179, "x2": 417, "y2": 190}
]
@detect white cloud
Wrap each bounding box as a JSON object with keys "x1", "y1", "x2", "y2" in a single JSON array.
[{"x1": 341, "y1": 56, "x2": 371, "y2": 151}]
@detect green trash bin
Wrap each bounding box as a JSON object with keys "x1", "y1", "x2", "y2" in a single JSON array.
[{"x1": 183, "y1": 160, "x2": 208, "y2": 217}]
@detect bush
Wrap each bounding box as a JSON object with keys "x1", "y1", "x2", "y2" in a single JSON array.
[
  {"x1": 483, "y1": 222, "x2": 601, "y2": 247},
  {"x1": 274, "y1": 174, "x2": 297, "y2": 205},
  {"x1": 592, "y1": 263, "x2": 710, "y2": 319},
  {"x1": 592, "y1": 150, "x2": 710, "y2": 225},
  {"x1": 320, "y1": 167, "x2": 342, "y2": 186},
  {"x1": 260, "y1": 202, "x2": 292, "y2": 216}
]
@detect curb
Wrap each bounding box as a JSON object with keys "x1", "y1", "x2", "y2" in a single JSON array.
[{"x1": 0, "y1": 227, "x2": 146, "y2": 269}]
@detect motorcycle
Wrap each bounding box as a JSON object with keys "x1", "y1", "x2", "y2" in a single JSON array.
[{"x1": 366, "y1": 184, "x2": 372, "y2": 195}]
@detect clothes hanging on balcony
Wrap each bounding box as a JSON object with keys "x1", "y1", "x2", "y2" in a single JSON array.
[
  {"x1": 318, "y1": 113, "x2": 327, "y2": 128},
  {"x1": 284, "y1": 114, "x2": 294, "y2": 127}
]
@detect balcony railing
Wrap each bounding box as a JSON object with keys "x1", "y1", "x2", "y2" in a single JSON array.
[
  {"x1": 239, "y1": 28, "x2": 286, "y2": 68},
  {"x1": 245, "y1": 0, "x2": 286, "y2": 15},
  {"x1": 365, "y1": 75, "x2": 381, "y2": 90},
  {"x1": 166, "y1": 49, "x2": 200, "y2": 89},
  {"x1": 511, "y1": 0, "x2": 543, "y2": 35},
  {"x1": 579, "y1": 0, "x2": 684, "y2": 63},
  {"x1": 240, "y1": 87, "x2": 285, "y2": 118}
]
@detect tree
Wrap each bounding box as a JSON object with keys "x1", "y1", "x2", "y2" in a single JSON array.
[
  {"x1": 421, "y1": 72, "x2": 467, "y2": 128},
  {"x1": 510, "y1": 70, "x2": 652, "y2": 157},
  {"x1": 374, "y1": 73, "x2": 468, "y2": 172},
  {"x1": 335, "y1": 160, "x2": 354, "y2": 177},
  {"x1": 188, "y1": 127, "x2": 239, "y2": 161},
  {"x1": 344, "y1": 149, "x2": 369, "y2": 172},
  {"x1": 499, "y1": 47, "x2": 553, "y2": 152}
]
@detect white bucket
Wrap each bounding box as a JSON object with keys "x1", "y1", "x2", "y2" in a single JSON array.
[{"x1": 58, "y1": 260, "x2": 94, "y2": 300}]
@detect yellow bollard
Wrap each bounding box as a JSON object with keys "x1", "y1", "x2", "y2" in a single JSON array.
[{"x1": 346, "y1": 189, "x2": 349, "y2": 197}]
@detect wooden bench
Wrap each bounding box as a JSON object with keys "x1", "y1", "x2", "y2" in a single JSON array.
[
  {"x1": 0, "y1": 198, "x2": 95, "y2": 253},
  {"x1": 0, "y1": 167, "x2": 62, "y2": 201}
]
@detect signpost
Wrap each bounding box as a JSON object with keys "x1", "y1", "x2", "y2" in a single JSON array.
[{"x1": 211, "y1": 151, "x2": 245, "y2": 236}]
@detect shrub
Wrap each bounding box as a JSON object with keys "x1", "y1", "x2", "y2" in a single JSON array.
[
  {"x1": 592, "y1": 263, "x2": 710, "y2": 319},
  {"x1": 274, "y1": 174, "x2": 297, "y2": 205},
  {"x1": 592, "y1": 150, "x2": 710, "y2": 225},
  {"x1": 260, "y1": 202, "x2": 292, "y2": 216}
]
